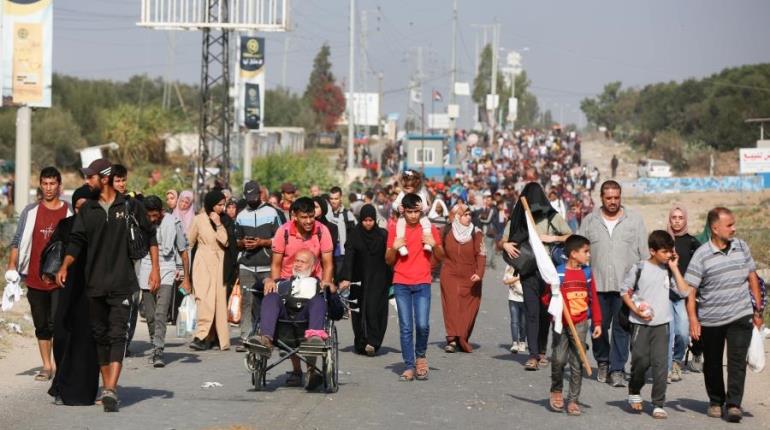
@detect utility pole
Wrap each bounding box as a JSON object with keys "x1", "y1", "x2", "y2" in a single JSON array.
[
  {"x1": 360, "y1": 9, "x2": 368, "y2": 138},
  {"x1": 282, "y1": 35, "x2": 291, "y2": 88},
  {"x1": 489, "y1": 22, "x2": 500, "y2": 135},
  {"x1": 14, "y1": 106, "x2": 31, "y2": 214},
  {"x1": 347, "y1": 0, "x2": 356, "y2": 174},
  {"x1": 448, "y1": 0, "x2": 458, "y2": 143},
  {"x1": 378, "y1": 72, "x2": 384, "y2": 138}
]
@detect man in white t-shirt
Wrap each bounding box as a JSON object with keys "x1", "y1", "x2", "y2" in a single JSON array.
[{"x1": 578, "y1": 180, "x2": 648, "y2": 387}]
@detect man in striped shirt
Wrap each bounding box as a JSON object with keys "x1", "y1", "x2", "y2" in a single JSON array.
[{"x1": 685, "y1": 207, "x2": 764, "y2": 423}]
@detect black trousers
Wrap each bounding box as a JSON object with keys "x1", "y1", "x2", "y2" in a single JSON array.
[
  {"x1": 522, "y1": 275, "x2": 549, "y2": 358},
  {"x1": 88, "y1": 293, "x2": 133, "y2": 365},
  {"x1": 27, "y1": 287, "x2": 59, "y2": 340},
  {"x1": 629, "y1": 323, "x2": 669, "y2": 407},
  {"x1": 701, "y1": 315, "x2": 753, "y2": 407}
]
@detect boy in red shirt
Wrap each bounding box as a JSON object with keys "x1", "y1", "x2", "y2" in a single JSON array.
[
  {"x1": 385, "y1": 193, "x2": 444, "y2": 381},
  {"x1": 549, "y1": 234, "x2": 602, "y2": 416}
]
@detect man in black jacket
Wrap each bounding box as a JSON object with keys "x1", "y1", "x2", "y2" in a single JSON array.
[{"x1": 56, "y1": 159, "x2": 160, "y2": 412}]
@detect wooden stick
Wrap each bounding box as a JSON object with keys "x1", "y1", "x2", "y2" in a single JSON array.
[{"x1": 520, "y1": 197, "x2": 592, "y2": 376}]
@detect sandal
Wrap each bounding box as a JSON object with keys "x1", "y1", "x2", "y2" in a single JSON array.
[
  {"x1": 652, "y1": 407, "x2": 668, "y2": 419},
  {"x1": 399, "y1": 369, "x2": 415, "y2": 381},
  {"x1": 628, "y1": 394, "x2": 643, "y2": 412},
  {"x1": 567, "y1": 401, "x2": 581, "y2": 416},
  {"x1": 34, "y1": 369, "x2": 52, "y2": 382},
  {"x1": 539, "y1": 354, "x2": 550, "y2": 367},
  {"x1": 415, "y1": 357, "x2": 429, "y2": 380},
  {"x1": 524, "y1": 358, "x2": 539, "y2": 371},
  {"x1": 285, "y1": 371, "x2": 303, "y2": 387},
  {"x1": 444, "y1": 342, "x2": 457, "y2": 353},
  {"x1": 549, "y1": 392, "x2": 564, "y2": 411}
]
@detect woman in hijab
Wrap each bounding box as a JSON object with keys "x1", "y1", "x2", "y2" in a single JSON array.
[
  {"x1": 439, "y1": 202, "x2": 486, "y2": 353},
  {"x1": 313, "y1": 196, "x2": 340, "y2": 271},
  {"x1": 188, "y1": 189, "x2": 230, "y2": 351},
  {"x1": 173, "y1": 190, "x2": 195, "y2": 234},
  {"x1": 47, "y1": 185, "x2": 99, "y2": 405},
  {"x1": 666, "y1": 204, "x2": 701, "y2": 380},
  {"x1": 339, "y1": 204, "x2": 392, "y2": 356},
  {"x1": 499, "y1": 182, "x2": 571, "y2": 370}
]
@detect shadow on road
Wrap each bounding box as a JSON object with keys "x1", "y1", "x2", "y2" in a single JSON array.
[
  {"x1": 164, "y1": 351, "x2": 202, "y2": 365},
  {"x1": 16, "y1": 366, "x2": 42, "y2": 376},
  {"x1": 119, "y1": 386, "x2": 174, "y2": 407}
]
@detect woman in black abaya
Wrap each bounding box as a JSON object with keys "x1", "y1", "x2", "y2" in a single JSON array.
[
  {"x1": 48, "y1": 185, "x2": 99, "y2": 405},
  {"x1": 339, "y1": 204, "x2": 393, "y2": 356}
]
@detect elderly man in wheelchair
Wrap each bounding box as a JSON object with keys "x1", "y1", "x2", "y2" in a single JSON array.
[{"x1": 245, "y1": 248, "x2": 343, "y2": 392}]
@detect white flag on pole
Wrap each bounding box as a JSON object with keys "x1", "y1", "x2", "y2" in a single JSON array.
[{"x1": 524, "y1": 210, "x2": 564, "y2": 334}]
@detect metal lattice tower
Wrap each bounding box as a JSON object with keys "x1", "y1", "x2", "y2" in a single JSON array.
[
  {"x1": 138, "y1": 0, "x2": 289, "y2": 204},
  {"x1": 197, "y1": 0, "x2": 231, "y2": 201}
]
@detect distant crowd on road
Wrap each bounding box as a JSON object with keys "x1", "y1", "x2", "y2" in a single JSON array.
[{"x1": 4, "y1": 127, "x2": 765, "y2": 423}]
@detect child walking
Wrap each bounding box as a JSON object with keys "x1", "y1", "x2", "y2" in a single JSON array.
[
  {"x1": 623, "y1": 230, "x2": 692, "y2": 419},
  {"x1": 503, "y1": 266, "x2": 526, "y2": 353},
  {"x1": 549, "y1": 235, "x2": 602, "y2": 416}
]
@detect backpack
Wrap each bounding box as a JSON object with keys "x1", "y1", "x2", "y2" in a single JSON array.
[{"x1": 125, "y1": 197, "x2": 149, "y2": 260}]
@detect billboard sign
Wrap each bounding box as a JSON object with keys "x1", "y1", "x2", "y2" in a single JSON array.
[
  {"x1": 1, "y1": 0, "x2": 53, "y2": 107},
  {"x1": 739, "y1": 148, "x2": 770, "y2": 174},
  {"x1": 237, "y1": 36, "x2": 265, "y2": 130}
]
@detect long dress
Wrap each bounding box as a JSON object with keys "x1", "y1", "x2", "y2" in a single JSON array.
[
  {"x1": 341, "y1": 226, "x2": 392, "y2": 353},
  {"x1": 47, "y1": 216, "x2": 99, "y2": 405},
  {"x1": 440, "y1": 230, "x2": 486, "y2": 352},
  {"x1": 189, "y1": 212, "x2": 230, "y2": 349}
]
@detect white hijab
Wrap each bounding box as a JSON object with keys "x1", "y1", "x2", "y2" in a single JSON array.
[
  {"x1": 450, "y1": 203, "x2": 476, "y2": 244},
  {"x1": 428, "y1": 198, "x2": 449, "y2": 219}
]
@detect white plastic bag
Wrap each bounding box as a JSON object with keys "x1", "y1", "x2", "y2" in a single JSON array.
[
  {"x1": 177, "y1": 295, "x2": 197, "y2": 337},
  {"x1": 747, "y1": 326, "x2": 766, "y2": 373}
]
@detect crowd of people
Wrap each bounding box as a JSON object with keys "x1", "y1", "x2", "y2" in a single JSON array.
[{"x1": 4, "y1": 127, "x2": 765, "y2": 423}]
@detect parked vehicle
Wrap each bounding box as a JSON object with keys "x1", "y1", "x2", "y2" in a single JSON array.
[{"x1": 637, "y1": 159, "x2": 672, "y2": 178}]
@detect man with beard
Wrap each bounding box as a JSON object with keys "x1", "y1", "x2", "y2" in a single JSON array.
[
  {"x1": 249, "y1": 197, "x2": 334, "y2": 391},
  {"x1": 234, "y1": 181, "x2": 283, "y2": 351},
  {"x1": 57, "y1": 159, "x2": 161, "y2": 412},
  {"x1": 578, "y1": 180, "x2": 648, "y2": 387}
]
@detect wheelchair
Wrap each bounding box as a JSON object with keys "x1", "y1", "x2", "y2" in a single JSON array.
[{"x1": 243, "y1": 288, "x2": 344, "y2": 393}]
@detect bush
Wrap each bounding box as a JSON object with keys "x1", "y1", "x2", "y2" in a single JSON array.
[{"x1": 251, "y1": 151, "x2": 335, "y2": 195}]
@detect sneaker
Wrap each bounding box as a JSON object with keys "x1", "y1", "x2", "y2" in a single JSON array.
[
  {"x1": 610, "y1": 371, "x2": 626, "y2": 387},
  {"x1": 518, "y1": 341, "x2": 528, "y2": 353},
  {"x1": 688, "y1": 353, "x2": 703, "y2": 373},
  {"x1": 151, "y1": 350, "x2": 165, "y2": 368},
  {"x1": 101, "y1": 389, "x2": 119, "y2": 413},
  {"x1": 726, "y1": 406, "x2": 743, "y2": 423},
  {"x1": 707, "y1": 404, "x2": 723, "y2": 418},
  {"x1": 671, "y1": 361, "x2": 682, "y2": 382},
  {"x1": 189, "y1": 338, "x2": 209, "y2": 351},
  {"x1": 364, "y1": 344, "x2": 376, "y2": 357},
  {"x1": 305, "y1": 371, "x2": 323, "y2": 391},
  {"x1": 597, "y1": 363, "x2": 609, "y2": 383},
  {"x1": 509, "y1": 343, "x2": 518, "y2": 354}
]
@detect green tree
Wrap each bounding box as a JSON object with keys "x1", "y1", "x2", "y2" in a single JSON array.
[
  {"x1": 251, "y1": 150, "x2": 335, "y2": 194},
  {"x1": 265, "y1": 87, "x2": 315, "y2": 129},
  {"x1": 99, "y1": 104, "x2": 176, "y2": 167},
  {"x1": 32, "y1": 108, "x2": 85, "y2": 170}
]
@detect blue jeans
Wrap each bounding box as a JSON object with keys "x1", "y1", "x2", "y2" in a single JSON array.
[
  {"x1": 592, "y1": 292, "x2": 631, "y2": 373},
  {"x1": 508, "y1": 300, "x2": 526, "y2": 343},
  {"x1": 668, "y1": 299, "x2": 690, "y2": 371},
  {"x1": 393, "y1": 283, "x2": 431, "y2": 370}
]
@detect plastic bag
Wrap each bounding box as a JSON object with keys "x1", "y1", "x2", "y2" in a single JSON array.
[
  {"x1": 227, "y1": 282, "x2": 241, "y2": 324},
  {"x1": 748, "y1": 326, "x2": 766, "y2": 373},
  {"x1": 177, "y1": 295, "x2": 197, "y2": 337}
]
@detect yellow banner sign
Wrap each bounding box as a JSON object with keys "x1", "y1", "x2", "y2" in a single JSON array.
[{"x1": 12, "y1": 22, "x2": 43, "y2": 104}]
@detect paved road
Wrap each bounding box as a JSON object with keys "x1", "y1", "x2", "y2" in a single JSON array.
[{"x1": 3, "y1": 261, "x2": 769, "y2": 430}]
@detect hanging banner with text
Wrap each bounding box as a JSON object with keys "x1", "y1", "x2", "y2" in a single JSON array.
[
  {"x1": 739, "y1": 148, "x2": 770, "y2": 174},
  {"x1": 237, "y1": 36, "x2": 265, "y2": 130},
  {"x1": 1, "y1": 0, "x2": 53, "y2": 107}
]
